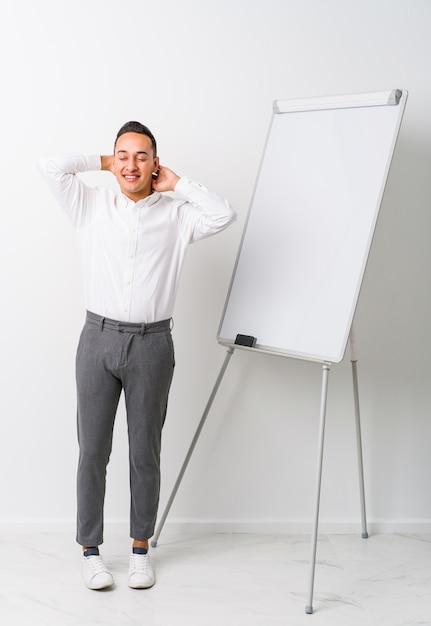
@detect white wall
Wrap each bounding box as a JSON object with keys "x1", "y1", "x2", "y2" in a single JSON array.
[{"x1": 1, "y1": 0, "x2": 430, "y2": 534}]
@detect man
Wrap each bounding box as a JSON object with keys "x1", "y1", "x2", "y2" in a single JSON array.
[{"x1": 39, "y1": 121, "x2": 236, "y2": 590}]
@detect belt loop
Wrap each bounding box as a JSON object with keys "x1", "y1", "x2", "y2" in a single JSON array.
[
  {"x1": 140, "y1": 322, "x2": 146, "y2": 337},
  {"x1": 100, "y1": 316, "x2": 105, "y2": 331}
]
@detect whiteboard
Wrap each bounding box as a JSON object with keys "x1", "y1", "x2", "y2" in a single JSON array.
[{"x1": 218, "y1": 89, "x2": 408, "y2": 363}]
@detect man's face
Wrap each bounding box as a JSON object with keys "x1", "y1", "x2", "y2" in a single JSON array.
[{"x1": 113, "y1": 132, "x2": 159, "y2": 201}]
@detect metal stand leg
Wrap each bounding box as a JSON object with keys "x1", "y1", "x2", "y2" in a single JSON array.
[
  {"x1": 305, "y1": 362, "x2": 331, "y2": 615},
  {"x1": 349, "y1": 327, "x2": 368, "y2": 539},
  {"x1": 151, "y1": 347, "x2": 235, "y2": 548}
]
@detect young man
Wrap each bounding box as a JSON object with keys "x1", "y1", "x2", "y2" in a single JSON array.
[{"x1": 39, "y1": 121, "x2": 236, "y2": 590}]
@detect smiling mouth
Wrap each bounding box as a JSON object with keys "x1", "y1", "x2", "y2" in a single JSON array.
[{"x1": 124, "y1": 175, "x2": 139, "y2": 182}]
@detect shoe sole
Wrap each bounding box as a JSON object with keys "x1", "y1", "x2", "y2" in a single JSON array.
[
  {"x1": 86, "y1": 582, "x2": 114, "y2": 590},
  {"x1": 128, "y1": 578, "x2": 155, "y2": 589},
  {"x1": 85, "y1": 577, "x2": 115, "y2": 590}
]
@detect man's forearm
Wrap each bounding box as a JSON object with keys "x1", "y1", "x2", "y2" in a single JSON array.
[{"x1": 100, "y1": 155, "x2": 114, "y2": 172}]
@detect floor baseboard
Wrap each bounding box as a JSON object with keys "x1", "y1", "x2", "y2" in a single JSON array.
[{"x1": 0, "y1": 518, "x2": 430, "y2": 535}]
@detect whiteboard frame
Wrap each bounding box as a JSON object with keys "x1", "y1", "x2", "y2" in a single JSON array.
[{"x1": 217, "y1": 89, "x2": 408, "y2": 363}]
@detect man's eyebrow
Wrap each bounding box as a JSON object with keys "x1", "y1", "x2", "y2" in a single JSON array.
[{"x1": 116, "y1": 149, "x2": 151, "y2": 156}]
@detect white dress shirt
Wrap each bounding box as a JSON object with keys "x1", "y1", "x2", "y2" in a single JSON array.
[{"x1": 39, "y1": 154, "x2": 236, "y2": 322}]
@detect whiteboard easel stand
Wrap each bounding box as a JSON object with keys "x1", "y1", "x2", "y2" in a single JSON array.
[
  {"x1": 151, "y1": 88, "x2": 407, "y2": 615},
  {"x1": 151, "y1": 325, "x2": 368, "y2": 615}
]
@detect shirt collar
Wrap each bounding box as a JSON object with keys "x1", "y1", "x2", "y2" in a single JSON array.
[{"x1": 118, "y1": 191, "x2": 162, "y2": 211}]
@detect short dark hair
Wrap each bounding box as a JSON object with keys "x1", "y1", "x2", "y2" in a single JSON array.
[{"x1": 114, "y1": 121, "x2": 157, "y2": 156}]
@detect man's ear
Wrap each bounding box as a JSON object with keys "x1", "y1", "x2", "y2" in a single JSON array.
[{"x1": 152, "y1": 156, "x2": 160, "y2": 180}]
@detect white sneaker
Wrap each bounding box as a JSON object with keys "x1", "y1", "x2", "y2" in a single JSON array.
[
  {"x1": 81, "y1": 550, "x2": 114, "y2": 590},
  {"x1": 128, "y1": 551, "x2": 155, "y2": 589}
]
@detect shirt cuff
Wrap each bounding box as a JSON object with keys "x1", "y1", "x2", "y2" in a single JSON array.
[
  {"x1": 88, "y1": 154, "x2": 103, "y2": 171},
  {"x1": 174, "y1": 176, "x2": 207, "y2": 196}
]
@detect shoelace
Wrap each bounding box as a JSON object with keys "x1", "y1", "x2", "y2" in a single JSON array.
[
  {"x1": 85, "y1": 555, "x2": 109, "y2": 575},
  {"x1": 130, "y1": 553, "x2": 150, "y2": 574}
]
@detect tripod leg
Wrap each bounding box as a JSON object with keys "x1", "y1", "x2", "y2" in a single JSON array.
[
  {"x1": 305, "y1": 362, "x2": 331, "y2": 614},
  {"x1": 151, "y1": 347, "x2": 234, "y2": 547},
  {"x1": 349, "y1": 326, "x2": 368, "y2": 539}
]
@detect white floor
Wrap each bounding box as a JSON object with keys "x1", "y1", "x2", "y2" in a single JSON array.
[{"x1": 0, "y1": 531, "x2": 430, "y2": 625}]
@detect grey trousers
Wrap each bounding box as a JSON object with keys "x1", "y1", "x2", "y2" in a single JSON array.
[{"x1": 75, "y1": 311, "x2": 175, "y2": 547}]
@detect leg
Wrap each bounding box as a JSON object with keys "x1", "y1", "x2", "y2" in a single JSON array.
[
  {"x1": 151, "y1": 347, "x2": 234, "y2": 547},
  {"x1": 349, "y1": 329, "x2": 368, "y2": 539},
  {"x1": 305, "y1": 362, "x2": 331, "y2": 615},
  {"x1": 123, "y1": 328, "x2": 175, "y2": 543},
  {"x1": 75, "y1": 322, "x2": 122, "y2": 547}
]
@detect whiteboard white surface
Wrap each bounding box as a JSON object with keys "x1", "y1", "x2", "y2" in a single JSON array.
[{"x1": 218, "y1": 90, "x2": 407, "y2": 363}]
